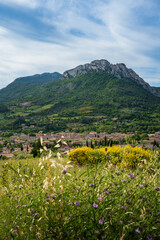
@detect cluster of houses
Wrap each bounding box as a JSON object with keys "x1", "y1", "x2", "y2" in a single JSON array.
[{"x1": 0, "y1": 131, "x2": 160, "y2": 159}]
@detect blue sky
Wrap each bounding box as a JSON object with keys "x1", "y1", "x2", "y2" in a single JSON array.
[{"x1": 0, "y1": 0, "x2": 160, "y2": 89}]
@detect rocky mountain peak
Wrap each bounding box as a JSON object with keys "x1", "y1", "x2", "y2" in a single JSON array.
[{"x1": 61, "y1": 59, "x2": 160, "y2": 97}]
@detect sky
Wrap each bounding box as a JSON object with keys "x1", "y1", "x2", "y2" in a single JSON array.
[{"x1": 0, "y1": 0, "x2": 160, "y2": 89}]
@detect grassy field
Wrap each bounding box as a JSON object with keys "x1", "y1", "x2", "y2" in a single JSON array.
[{"x1": 0, "y1": 147, "x2": 160, "y2": 240}]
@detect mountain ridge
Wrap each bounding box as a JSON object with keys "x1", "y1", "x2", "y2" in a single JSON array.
[
  {"x1": 0, "y1": 72, "x2": 62, "y2": 103},
  {"x1": 61, "y1": 59, "x2": 160, "y2": 97}
]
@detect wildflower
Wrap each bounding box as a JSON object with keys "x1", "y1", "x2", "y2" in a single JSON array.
[
  {"x1": 121, "y1": 206, "x2": 126, "y2": 210},
  {"x1": 50, "y1": 194, "x2": 56, "y2": 199},
  {"x1": 93, "y1": 203, "x2": 98, "y2": 209},
  {"x1": 128, "y1": 174, "x2": 135, "y2": 178},
  {"x1": 19, "y1": 212, "x2": 22, "y2": 215},
  {"x1": 99, "y1": 220, "x2": 105, "y2": 224},
  {"x1": 158, "y1": 211, "x2": 160, "y2": 215},
  {"x1": 25, "y1": 193, "x2": 30, "y2": 196},
  {"x1": 33, "y1": 213, "x2": 38, "y2": 216},
  {"x1": 69, "y1": 214, "x2": 73, "y2": 217},
  {"x1": 117, "y1": 185, "x2": 120, "y2": 188},
  {"x1": 70, "y1": 202, "x2": 74, "y2": 205},
  {"x1": 74, "y1": 201, "x2": 80, "y2": 206},
  {"x1": 122, "y1": 179, "x2": 126, "y2": 182},
  {"x1": 115, "y1": 170, "x2": 119, "y2": 174},
  {"x1": 139, "y1": 184, "x2": 143, "y2": 188},
  {"x1": 77, "y1": 186, "x2": 81, "y2": 190},
  {"x1": 147, "y1": 234, "x2": 154, "y2": 240},
  {"x1": 104, "y1": 190, "x2": 109, "y2": 194},
  {"x1": 107, "y1": 214, "x2": 111, "y2": 218},
  {"x1": 135, "y1": 228, "x2": 141, "y2": 234},
  {"x1": 45, "y1": 198, "x2": 50, "y2": 201},
  {"x1": 62, "y1": 168, "x2": 67, "y2": 174},
  {"x1": 154, "y1": 187, "x2": 160, "y2": 191},
  {"x1": 119, "y1": 220, "x2": 123, "y2": 224},
  {"x1": 22, "y1": 205, "x2": 27, "y2": 207},
  {"x1": 89, "y1": 183, "x2": 94, "y2": 187},
  {"x1": 126, "y1": 199, "x2": 130, "y2": 204},
  {"x1": 98, "y1": 197, "x2": 103, "y2": 201}
]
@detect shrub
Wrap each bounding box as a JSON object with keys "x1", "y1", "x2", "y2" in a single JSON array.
[
  {"x1": 68, "y1": 145, "x2": 153, "y2": 168},
  {"x1": 68, "y1": 147, "x2": 106, "y2": 165},
  {"x1": 103, "y1": 145, "x2": 152, "y2": 168}
]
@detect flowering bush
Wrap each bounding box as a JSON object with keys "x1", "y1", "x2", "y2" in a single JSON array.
[
  {"x1": 103, "y1": 145, "x2": 153, "y2": 168},
  {"x1": 69, "y1": 145, "x2": 153, "y2": 168},
  {"x1": 68, "y1": 147, "x2": 106, "y2": 165}
]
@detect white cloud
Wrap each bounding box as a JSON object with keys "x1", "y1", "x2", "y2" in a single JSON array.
[
  {"x1": 0, "y1": 0, "x2": 160, "y2": 89},
  {"x1": 0, "y1": 0, "x2": 39, "y2": 9}
]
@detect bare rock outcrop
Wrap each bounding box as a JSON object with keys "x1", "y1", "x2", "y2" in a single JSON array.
[{"x1": 61, "y1": 59, "x2": 160, "y2": 97}]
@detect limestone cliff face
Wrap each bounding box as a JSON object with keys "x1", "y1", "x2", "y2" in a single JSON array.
[{"x1": 62, "y1": 59, "x2": 160, "y2": 97}]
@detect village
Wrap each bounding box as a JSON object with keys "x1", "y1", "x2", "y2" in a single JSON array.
[{"x1": 0, "y1": 129, "x2": 160, "y2": 159}]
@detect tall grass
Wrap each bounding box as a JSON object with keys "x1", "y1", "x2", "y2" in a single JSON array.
[{"x1": 0, "y1": 148, "x2": 160, "y2": 239}]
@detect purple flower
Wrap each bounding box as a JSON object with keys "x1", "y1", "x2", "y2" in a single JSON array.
[
  {"x1": 45, "y1": 198, "x2": 50, "y2": 201},
  {"x1": 77, "y1": 186, "x2": 81, "y2": 190},
  {"x1": 135, "y1": 228, "x2": 141, "y2": 234},
  {"x1": 129, "y1": 173, "x2": 135, "y2": 179},
  {"x1": 93, "y1": 203, "x2": 98, "y2": 209},
  {"x1": 50, "y1": 194, "x2": 56, "y2": 199},
  {"x1": 126, "y1": 199, "x2": 130, "y2": 204},
  {"x1": 107, "y1": 214, "x2": 111, "y2": 218},
  {"x1": 122, "y1": 179, "x2": 126, "y2": 182},
  {"x1": 154, "y1": 187, "x2": 160, "y2": 191},
  {"x1": 121, "y1": 206, "x2": 126, "y2": 210},
  {"x1": 158, "y1": 211, "x2": 160, "y2": 215},
  {"x1": 99, "y1": 220, "x2": 105, "y2": 224},
  {"x1": 33, "y1": 213, "x2": 38, "y2": 216},
  {"x1": 139, "y1": 184, "x2": 143, "y2": 188},
  {"x1": 115, "y1": 170, "x2": 119, "y2": 174},
  {"x1": 89, "y1": 183, "x2": 94, "y2": 187},
  {"x1": 117, "y1": 185, "x2": 120, "y2": 188},
  {"x1": 147, "y1": 234, "x2": 154, "y2": 240},
  {"x1": 22, "y1": 205, "x2": 27, "y2": 207},
  {"x1": 19, "y1": 212, "x2": 22, "y2": 215},
  {"x1": 105, "y1": 190, "x2": 109, "y2": 194},
  {"x1": 62, "y1": 168, "x2": 67, "y2": 174},
  {"x1": 25, "y1": 193, "x2": 30, "y2": 196},
  {"x1": 119, "y1": 220, "x2": 123, "y2": 224},
  {"x1": 74, "y1": 201, "x2": 80, "y2": 206},
  {"x1": 70, "y1": 202, "x2": 74, "y2": 205},
  {"x1": 69, "y1": 214, "x2": 73, "y2": 217},
  {"x1": 98, "y1": 197, "x2": 103, "y2": 201}
]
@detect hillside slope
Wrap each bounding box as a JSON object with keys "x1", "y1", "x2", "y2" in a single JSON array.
[
  {"x1": 0, "y1": 59, "x2": 160, "y2": 133},
  {"x1": 0, "y1": 72, "x2": 62, "y2": 103}
]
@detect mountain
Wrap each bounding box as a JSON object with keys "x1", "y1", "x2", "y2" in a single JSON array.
[
  {"x1": 62, "y1": 59, "x2": 160, "y2": 97},
  {"x1": 0, "y1": 72, "x2": 62, "y2": 103},
  {"x1": 153, "y1": 86, "x2": 160, "y2": 94},
  {"x1": 0, "y1": 59, "x2": 160, "y2": 134}
]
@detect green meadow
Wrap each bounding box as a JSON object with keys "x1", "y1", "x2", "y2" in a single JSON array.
[{"x1": 0, "y1": 147, "x2": 160, "y2": 240}]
